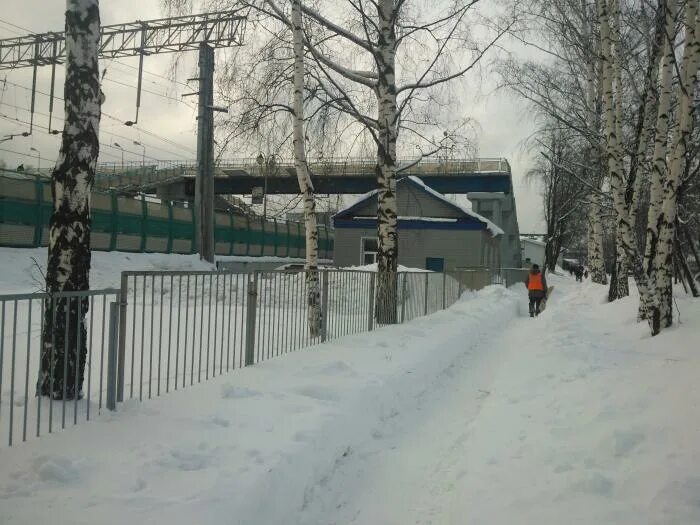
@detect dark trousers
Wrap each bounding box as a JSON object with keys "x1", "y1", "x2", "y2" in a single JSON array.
[{"x1": 529, "y1": 293, "x2": 544, "y2": 316}]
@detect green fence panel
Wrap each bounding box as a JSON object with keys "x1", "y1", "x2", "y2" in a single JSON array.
[{"x1": 0, "y1": 177, "x2": 333, "y2": 257}]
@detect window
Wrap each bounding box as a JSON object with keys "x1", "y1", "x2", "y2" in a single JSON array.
[{"x1": 361, "y1": 237, "x2": 378, "y2": 265}]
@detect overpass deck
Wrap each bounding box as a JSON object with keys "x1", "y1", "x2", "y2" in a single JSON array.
[{"x1": 94, "y1": 157, "x2": 512, "y2": 196}]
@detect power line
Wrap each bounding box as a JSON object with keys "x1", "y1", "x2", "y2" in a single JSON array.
[
  {"x1": 102, "y1": 76, "x2": 197, "y2": 109},
  {"x1": 0, "y1": 109, "x2": 174, "y2": 162},
  {"x1": 109, "y1": 60, "x2": 192, "y2": 89},
  {"x1": 2, "y1": 79, "x2": 197, "y2": 154},
  {"x1": 0, "y1": 17, "x2": 32, "y2": 34},
  {"x1": 0, "y1": 100, "x2": 193, "y2": 159}
]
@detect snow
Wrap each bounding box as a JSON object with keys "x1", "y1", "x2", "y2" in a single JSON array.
[
  {"x1": 348, "y1": 262, "x2": 431, "y2": 272},
  {"x1": 1, "y1": 273, "x2": 699, "y2": 524},
  {"x1": 355, "y1": 215, "x2": 459, "y2": 222},
  {"x1": 521, "y1": 236, "x2": 547, "y2": 247},
  {"x1": 0, "y1": 248, "x2": 325, "y2": 294}
]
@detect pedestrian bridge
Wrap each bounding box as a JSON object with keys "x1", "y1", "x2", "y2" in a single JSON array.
[{"x1": 94, "y1": 157, "x2": 513, "y2": 197}]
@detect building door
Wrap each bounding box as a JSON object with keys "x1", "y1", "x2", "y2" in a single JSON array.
[{"x1": 426, "y1": 257, "x2": 445, "y2": 272}]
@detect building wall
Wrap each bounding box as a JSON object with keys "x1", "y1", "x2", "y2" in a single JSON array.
[
  {"x1": 469, "y1": 192, "x2": 522, "y2": 268},
  {"x1": 521, "y1": 239, "x2": 546, "y2": 267},
  {"x1": 333, "y1": 225, "x2": 492, "y2": 271}
]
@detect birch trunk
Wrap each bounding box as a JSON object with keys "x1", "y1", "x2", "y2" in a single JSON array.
[
  {"x1": 598, "y1": 0, "x2": 660, "y2": 335},
  {"x1": 628, "y1": 1, "x2": 666, "y2": 235},
  {"x1": 39, "y1": 0, "x2": 101, "y2": 399},
  {"x1": 585, "y1": 11, "x2": 607, "y2": 285},
  {"x1": 375, "y1": 0, "x2": 400, "y2": 324},
  {"x1": 291, "y1": 0, "x2": 322, "y2": 337},
  {"x1": 643, "y1": 0, "x2": 676, "y2": 282},
  {"x1": 588, "y1": 194, "x2": 607, "y2": 283},
  {"x1": 610, "y1": 0, "x2": 629, "y2": 299},
  {"x1": 653, "y1": 2, "x2": 700, "y2": 326}
]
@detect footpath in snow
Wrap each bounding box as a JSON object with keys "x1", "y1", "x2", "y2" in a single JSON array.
[{"x1": 1, "y1": 272, "x2": 699, "y2": 524}]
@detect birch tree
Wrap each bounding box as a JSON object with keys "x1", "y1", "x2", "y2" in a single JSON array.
[
  {"x1": 257, "y1": 0, "x2": 512, "y2": 322},
  {"x1": 39, "y1": 0, "x2": 102, "y2": 399},
  {"x1": 598, "y1": 0, "x2": 661, "y2": 334},
  {"x1": 651, "y1": 0, "x2": 700, "y2": 326},
  {"x1": 500, "y1": 0, "x2": 609, "y2": 285},
  {"x1": 291, "y1": 0, "x2": 321, "y2": 337}
]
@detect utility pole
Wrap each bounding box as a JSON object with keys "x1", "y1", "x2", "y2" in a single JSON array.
[
  {"x1": 195, "y1": 43, "x2": 215, "y2": 263},
  {"x1": 0, "y1": 10, "x2": 246, "y2": 263}
]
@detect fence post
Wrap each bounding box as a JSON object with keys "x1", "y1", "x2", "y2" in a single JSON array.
[
  {"x1": 106, "y1": 301, "x2": 119, "y2": 411},
  {"x1": 424, "y1": 272, "x2": 429, "y2": 315},
  {"x1": 442, "y1": 272, "x2": 447, "y2": 310},
  {"x1": 116, "y1": 273, "x2": 128, "y2": 402},
  {"x1": 245, "y1": 272, "x2": 258, "y2": 366},
  {"x1": 400, "y1": 272, "x2": 408, "y2": 323},
  {"x1": 368, "y1": 273, "x2": 376, "y2": 331},
  {"x1": 321, "y1": 270, "x2": 329, "y2": 342}
]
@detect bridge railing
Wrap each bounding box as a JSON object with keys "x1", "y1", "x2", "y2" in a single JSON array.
[{"x1": 94, "y1": 157, "x2": 511, "y2": 183}]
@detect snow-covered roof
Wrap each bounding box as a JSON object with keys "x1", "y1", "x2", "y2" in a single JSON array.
[
  {"x1": 407, "y1": 177, "x2": 504, "y2": 236},
  {"x1": 333, "y1": 177, "x2": 504, "y2": 237},
  {"x1": 520, "y1": 237, "x2": 546, "y2": 247}
]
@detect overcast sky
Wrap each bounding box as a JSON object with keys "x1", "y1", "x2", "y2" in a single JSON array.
[{"x1": 0, "y1": 1, "x2": 544, "y2": 232}]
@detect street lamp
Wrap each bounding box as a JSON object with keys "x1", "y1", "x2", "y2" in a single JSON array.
[
  {"x1": 256, "y1": 153, "x2": 269, "y2": 218},
  {"x1": 113, "y1": 142, "x2": 124, "y2": 171},
  {"x1": 29, "y1": 147, "x2": 41, "y2": 173},
  {"x1": 133, "y1": 141, "x2": 146, "y2": 169}
]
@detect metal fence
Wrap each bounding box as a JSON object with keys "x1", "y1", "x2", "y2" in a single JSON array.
[
  {"x1": 0, "y1": 289, "x2": 120, "y2": 447},
  {"x1": 0, "y1": 269, "x2": 491, "y2": 447}
]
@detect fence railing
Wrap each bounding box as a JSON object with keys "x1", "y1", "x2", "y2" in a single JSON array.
[
  {"x1": 0, "y1": 269, "x2": 494, "y2": 447},
  {"x1": 0, "y1": 289, "x2": 120, "y2": 447}
]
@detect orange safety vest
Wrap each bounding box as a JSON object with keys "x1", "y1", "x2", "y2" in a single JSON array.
[{"x1": 528, "y1": 272, "x2": 544, "y2": 291}]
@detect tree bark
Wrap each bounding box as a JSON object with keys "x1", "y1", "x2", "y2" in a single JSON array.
[
  {"x1": 375, "y1": 0, "x2": 400, "y2": 324},
  {"x1": 585, "y1": 9, "x2": 607, "y2": 286},
  {"x1": 598, "y1": 0, "x2": 660, "y2": 335},
  {"x1": 652, "y1": 1, "x2": 700, "y2": 326},
  {"x1": 291, "y1": 0, "x2": 322, "y2": 337},
  {"x1": 643, "y1": 0, "x2": 676, "y2": 290},
  {"x1": 39, "y1": 0, "x2": 101, "y2": 399},
  {"x1": 610, "y1": 0, "x2": 629, "y2": 299}
]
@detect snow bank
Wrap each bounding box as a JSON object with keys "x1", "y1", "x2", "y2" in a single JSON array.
[
  {"x1": 2, "y1": 270, "x2": 699, "y2": 525},
  {"x1": 0, "y1": 284, "x2": 520, "y2": 525}
]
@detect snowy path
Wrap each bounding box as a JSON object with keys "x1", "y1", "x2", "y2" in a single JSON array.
[{"x1": 1, "y1": 275, "x2": 699, "y2": 525}]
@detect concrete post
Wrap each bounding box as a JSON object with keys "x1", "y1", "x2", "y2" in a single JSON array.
[{"x1": 195, "y1": 43, "x2": 215, "y2": 263}]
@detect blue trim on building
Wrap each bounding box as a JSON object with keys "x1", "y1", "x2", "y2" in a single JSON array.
[{"x1": 334, "y1": 219, "x2": 486, "y2": 231}]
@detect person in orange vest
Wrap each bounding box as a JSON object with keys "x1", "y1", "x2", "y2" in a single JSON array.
[{"x1": 525, "y1": 264, "x2": 548, "y2": 317}]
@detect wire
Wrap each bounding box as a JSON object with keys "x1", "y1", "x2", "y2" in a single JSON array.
[
  {"x1": 103, "y1": 77, "x2": 197, "y2": 110},
  {"x1": 109, "y1": 60, "x2": 192, "y2": 89},
  {"x1": 1, "y1": 112, "x2": 165, "y2": 162},
  {"x1": 2, "y1": 79, "x2": 197, "y2": 154},
  {"x1": 0, "y1": 100, "x2": 193, "y2": 159},
  {"x1": 0, "y1": 17, "x2": 32, "y2": 34},
  {"x1": 0, "y1": 145, "x2": 41, "y2": 160}
]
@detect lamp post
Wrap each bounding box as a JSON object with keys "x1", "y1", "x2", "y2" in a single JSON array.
[
  {"x1": 256, "y1": 153, "x2": 269, "y2": 218},
  {"x1": 133, "y1": 140, "x2": 146, "y2": 169},
  {"x1": 29, "y1": 147, "x2": 41, "y2": 174},
  {"x1": 113, "y1": 142, "x2": 125, "y2": 170}
]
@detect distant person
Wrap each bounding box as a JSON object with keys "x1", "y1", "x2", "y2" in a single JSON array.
[
  {"x1": 575, "y1": 266, "x2": 583, "y2": 282},
  {"x1": 525, "y1": 264, "x2": 548, "y2": 318},
  {"x1": 584, "y1": 268, "x2": 589, "y2": 279}
]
